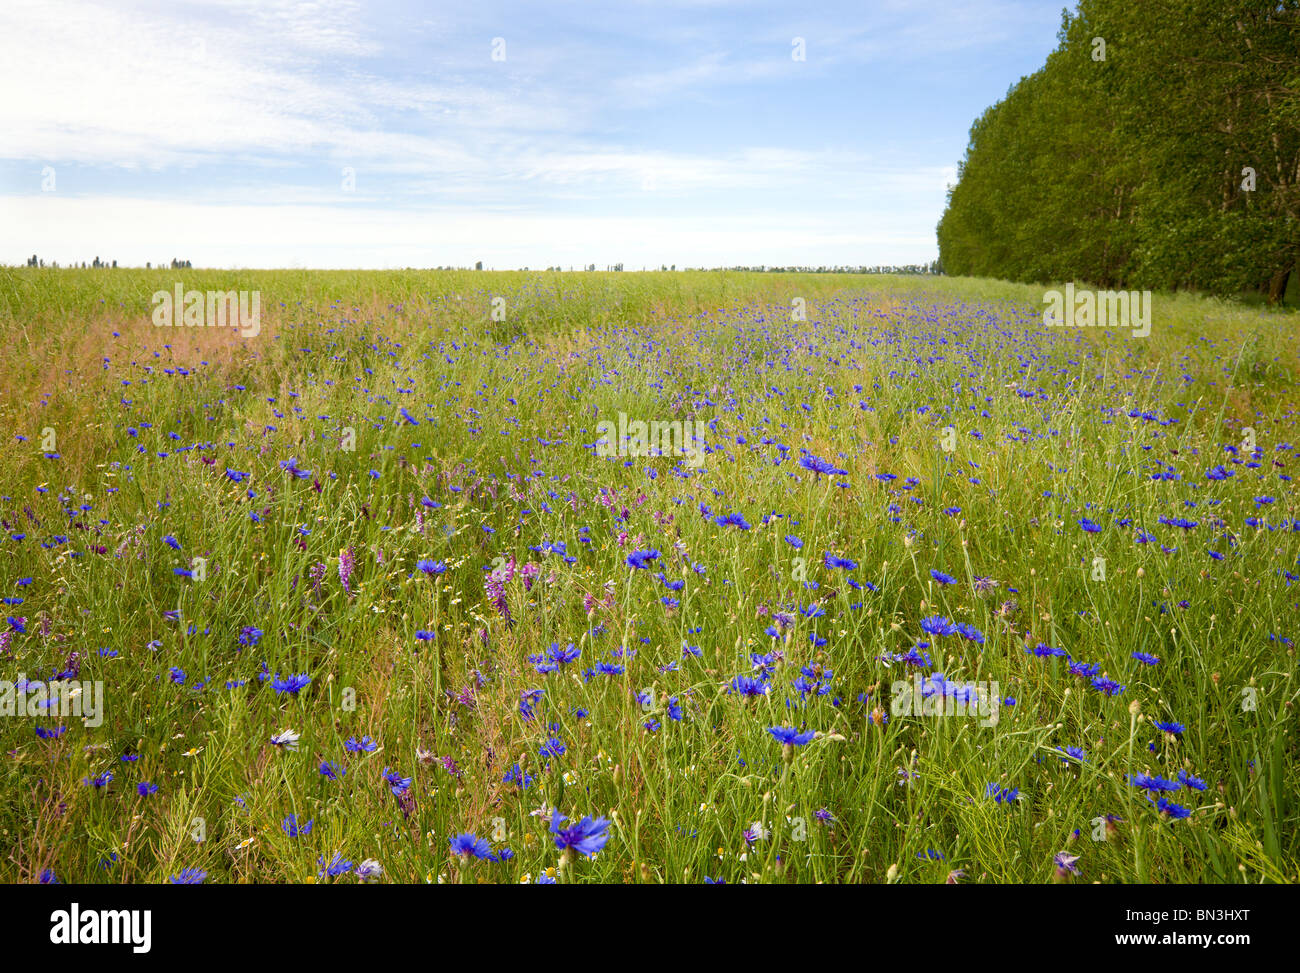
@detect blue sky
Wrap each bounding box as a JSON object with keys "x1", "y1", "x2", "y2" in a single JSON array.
[{"x1": 0, "y1": 0, "x2": 1062, "y2": 269}]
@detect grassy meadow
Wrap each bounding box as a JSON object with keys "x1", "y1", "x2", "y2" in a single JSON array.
[{"x1": 0, "y1": 267, "x2": 1296, "y2": 884}]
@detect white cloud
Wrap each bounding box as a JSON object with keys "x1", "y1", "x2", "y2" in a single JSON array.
[
  {"x1": 0, "y1": 0, "x2": 1004, "y2": 266},
  {"x1": 0, "y1": 0, "x2": 566, "y2": 168}
]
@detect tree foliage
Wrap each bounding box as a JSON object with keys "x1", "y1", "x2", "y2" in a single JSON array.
[{"x1": 937, "y1": 0, "x2": 1300, "y2": 302}]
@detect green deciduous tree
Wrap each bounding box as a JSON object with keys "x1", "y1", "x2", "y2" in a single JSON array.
[{"x1": 938, "y1": 0, "x2": 1299, "y2": 302}]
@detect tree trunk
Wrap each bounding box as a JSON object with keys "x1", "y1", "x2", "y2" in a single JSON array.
[{"x1": 1266, "y1": 264, "x2": 1292, "y2": 305}]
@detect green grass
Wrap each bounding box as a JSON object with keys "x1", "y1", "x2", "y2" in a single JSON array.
[{"x1": 0, "y1": 268, "x2": 1296, "y2": 884}]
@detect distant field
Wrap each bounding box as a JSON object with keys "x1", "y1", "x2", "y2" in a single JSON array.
[{"x1": 0, "y1": 268, "x2": 1296, "y2": 884}]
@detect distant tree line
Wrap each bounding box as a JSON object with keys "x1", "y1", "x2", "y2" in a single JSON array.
[
  {"x1": 14, "y1": 258, "x2": 936, "y2": 275},
  {"x1": 937, "y1": 0, "x2": 1300, "y2": 303},
  {"x1": 22, "y1": 256, "x2": 193, "y2": 269},
  {"x1": 704, "y1": 262, "x2": 941, "y2": 275}
]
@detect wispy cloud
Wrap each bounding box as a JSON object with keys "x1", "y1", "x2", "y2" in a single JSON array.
[{"x1": 0, "y1": 0, "x2": 1058, "y2": 266}]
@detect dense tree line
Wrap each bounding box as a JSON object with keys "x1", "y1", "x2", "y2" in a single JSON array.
[{"x1": 937, "y1": 0, "x2": 1300, "y2": 303}]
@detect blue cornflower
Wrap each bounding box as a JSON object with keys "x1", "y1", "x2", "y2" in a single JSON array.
[
  {"x1": 729, "y1": 674, "x2": 770, "y2": 697},
  {"x1": 535, "y1": 642, "x2": 580, "y2": 673},
  {"x1": 271, "y1": 672, "x2": 311, "y2": 695},
  {"x1": 626, "y1": 549, "x2": 660, "y2": 569},
  {"x1": 1128, "y1": 773, "x2": 1181, "y2": 793},
  {"x1": 798, "y1": 454, "x2": 847, "y2": 477},
  {"x1": 383, "y1": 767, "x2": 412, "y2": 795},
  {"x1": 768, "y1": 725, "x2": 816, "y2": 746},
  {"x1": 318, "y1": 853, "x2": 355, "y2": 877},
  {"x1": 450, "y1": 833, "x2": 493, "y2": 859},
  {"x1": 920, "y1": 615, "x2": 957, "y2": 637},
  {"x1": 1177, "y1": 770, "x2": 1207, "y2": 791},
  {"x1": 1090, "y1": 676, "x2": 1126, "y2": 697},
  {"x1": 549, "y1": 810, "x2": 611, "y2": 858},
  {"x1": 713, "y1": 511, "x2": 752, "y2": 530},
  {"x1": 986, "y1": 782, "x2": 1020, "y2": 804},
  {"x1": 282, "y1": 814, "x2": 314, "y2": 837},
  {"x1": 503, "y1": 764, "x2": 534, "y2": 789},
  {"x1": 1157, "y1": 798, "x2": 1192, "y2": 819}
]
